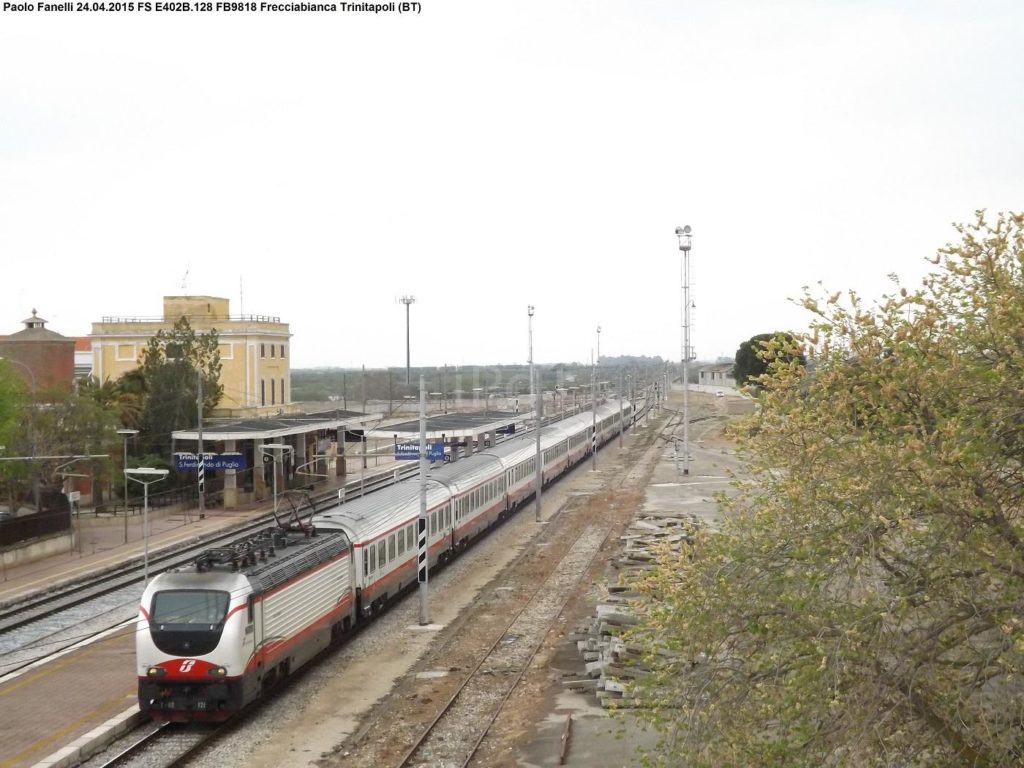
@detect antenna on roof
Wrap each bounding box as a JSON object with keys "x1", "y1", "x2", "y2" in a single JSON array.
[{"x1": 181, "y1": 267, "x2": 190, "y2": 295}]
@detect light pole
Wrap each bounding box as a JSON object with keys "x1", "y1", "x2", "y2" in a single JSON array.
[
  {"x1": 124, "y1": 467, "x2": 169, "y2": 582},
  {"x1": 596, "y1": 325, "x2": 601, "y2": 364},
  {"x1": 400, "y1": 295, "x2": 416, "y2": 385},
  {"x1": 116, "y1": 428, "x2": 139, "y2": 544},
  {"x1": 527, "y1": 305, "x2": 535, "y2": 415},
  {"x1": 676, "y1": 225, "x2": 693, "y2": 476}
]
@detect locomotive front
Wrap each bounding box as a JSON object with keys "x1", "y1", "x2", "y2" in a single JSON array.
[{"x1": 137, "y1": 570, "x2": 253, "y2": 721}]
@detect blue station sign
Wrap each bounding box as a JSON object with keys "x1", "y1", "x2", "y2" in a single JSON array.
[
  {"x1": 174, "y1": 452, "x2": 247, "y2": 471},
  {"x1": 394, "y1": 442, "x2": 445, "y2": 461}
]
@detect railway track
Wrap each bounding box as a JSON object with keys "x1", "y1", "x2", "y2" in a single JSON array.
[
  {"x1": 396, "y1": 523, "x2": 614, "y2": 768},
  {"x1": 315, "y1": 401, "x2": 664, "y2": 768},
  {"x1": 92, "y1": 722, "x2": 220, "y2": 768}
]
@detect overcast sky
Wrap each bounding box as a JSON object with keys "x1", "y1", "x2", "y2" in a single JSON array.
[{"x1": 2, "y1": 1, "x2": 1022, "y2": 370}]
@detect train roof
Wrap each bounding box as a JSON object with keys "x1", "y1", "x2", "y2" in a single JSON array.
[
  {"x1": 150, "y1": 528, "x2": 351, "y2": 597},
  {"x1": 309, "y1": 400, "x2": 632, "y2": 542},
  {"x1": 312, "y1": 479, "x2": 450, "y2": 542}
]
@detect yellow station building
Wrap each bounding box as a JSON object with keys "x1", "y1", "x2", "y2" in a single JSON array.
[{"x1": 90, "y1": 296, "x2": 293, "y2": 417}]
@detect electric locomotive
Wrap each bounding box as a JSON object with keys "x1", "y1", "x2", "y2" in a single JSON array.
[{"x1": 136, "y1": 524, "x2": 355, "y2": 721}]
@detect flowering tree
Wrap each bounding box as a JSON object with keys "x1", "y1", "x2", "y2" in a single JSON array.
[{"x1": 626, "y1": 212, "x2": 1024, "y2": 767}]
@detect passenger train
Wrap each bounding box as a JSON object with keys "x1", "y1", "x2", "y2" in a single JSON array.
[{"x1": 136, "y1": 398, "x2": 634, "y2": 720}]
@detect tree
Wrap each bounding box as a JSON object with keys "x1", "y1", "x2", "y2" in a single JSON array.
[
  {"x1": 732, "y1": 331, "x2": 806, "y2": 387},
  {"x1": 138, "y1": 317, "x2": 223, "y2": 457},
  {"x1": 625, "y1": 212, "x2": 1024, "y2": 767}
]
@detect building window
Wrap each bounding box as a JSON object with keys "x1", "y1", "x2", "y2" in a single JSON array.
[
  {"x1": 280, "y1": 344, "x2": 286, "y2": 358},
  {"x1": 281, "y1": 378, "x2": 285, "y2": 404},
  {"x1": 271, "y1": 379, "x2": 276, "y2": 405},
  {"x1": 271, "y1": 344, "x2": 275, "y2": 358},
  {"x1": 261, "y1": 379, "x2": 266, "y2": 406},
  {"x1": 115, "y1": 344, "x2": 136, "y2": 362},
  {"x1": 260, "y1": 343, "x2": 265, "y2": 358}
]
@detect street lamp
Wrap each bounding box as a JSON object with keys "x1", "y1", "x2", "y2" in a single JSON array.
[
  {"x1": 124, "y1": 467, "x2": 169, "y2": 582},
  {"x1": 596, "y1": 325, "x2": 601, "y2": 364},
  {"x1": 399, "y1": 295, "x2": 416, "y2": 385},
  {"x1": 676, "y1": 225, "x2": 693, "y2": 476},
  {"x1": 116, "y1": 428, "x2": 139, "y2": 544},
  {"x1": 527, "y1": 305, "x2": 535, "y2": 415}
]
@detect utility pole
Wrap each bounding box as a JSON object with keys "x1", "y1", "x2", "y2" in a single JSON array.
[
  {"x1": 417, "y1": 374, "x2": 429, "y2": 625},
  {"x1": 196, "y1": 370, "x2": 204, "y2": 521},
  {"x1": 400, "y1": 295, "x2": 416, "y2": 385},
  {"x1": 361, "y1": 364, "x2": 367, "y2": 470},
  {"x1": 528, "y1": 305, "x2": 535, "y2": 414},
  {"x1": 534, "y1": 368, "x2": 543, "y2": 522}
]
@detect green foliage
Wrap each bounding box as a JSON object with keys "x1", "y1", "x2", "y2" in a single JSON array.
[
  {"x1": 625, "y1": 212, "x2": 1024, "y2": 767},
  {"x1": 733, "y1": 332, "x2": 806, "y2": 387},
  {"x1": 138, "y1": 317, "x2": 222, "y2": 456}
]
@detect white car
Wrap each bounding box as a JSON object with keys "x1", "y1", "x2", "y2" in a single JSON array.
[{"x1": 715, "y1": 391, "x2": 724, "y2": 398}]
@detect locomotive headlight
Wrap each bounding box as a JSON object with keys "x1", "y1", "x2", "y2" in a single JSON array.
[
  {"x1": 147, "y1": 667, "x2": 167, "y2": 677},
  {"x1": 208, "y1": 666, "x2": 227, "y2": 677}
]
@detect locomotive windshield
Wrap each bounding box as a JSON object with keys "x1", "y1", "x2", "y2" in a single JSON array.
[
  {"x1": 148, "y1": 590, "x2": 231, "y2": 656},
  {"x1": 152, "y1": 590, "x2": 230, "y2": 628}
]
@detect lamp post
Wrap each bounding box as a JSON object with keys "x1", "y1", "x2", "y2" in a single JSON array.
[
  {"x1": 596, "y1": 325, "x2": 601, "y2": 364},
  {"x1": 124, "y1": 467, "x2": 169, "y2": 582},
  {"x1": 116, "y1": 428, "x2": 139, "y2": 544},
  {"x1": 527, "y1": 305, "x2": 535, "y2": 415},
  {"x1": 400, "y1": 295, "x2": 416, "y2": 385},
  {"x1": 675, "y1": 225, "x2": 693, "y2": 476}
]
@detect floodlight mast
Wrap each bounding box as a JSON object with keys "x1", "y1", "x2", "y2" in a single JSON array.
[{"x1": 675, "y1": 225, "x2": 693, "y2": 476}]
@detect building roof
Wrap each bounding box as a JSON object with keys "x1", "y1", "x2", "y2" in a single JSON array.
[
  {"x1": 7, "y1": 309, "x2": 70, "y2": 342},
  {"x1": 370, "y1": 410, "x2": 521, "y2": 439},
  {"x1": 172, "y1": 409, "x2": 382, "y2": 443}
]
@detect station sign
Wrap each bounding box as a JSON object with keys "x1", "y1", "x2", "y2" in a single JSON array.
[
  {"x1": 394, "y1": 442, "x2": 445, "y2": 461},
  {"x1": 174, "y1": 452, "x2": 247, "y2": 471}
]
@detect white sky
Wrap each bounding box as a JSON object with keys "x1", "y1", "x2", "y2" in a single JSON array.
[{"x1": 2, "y1": 0, "x2": 1022, "y2": 369}]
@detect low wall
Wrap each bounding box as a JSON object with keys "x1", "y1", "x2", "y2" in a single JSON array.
[{"x1": 1, "y1": 532, "x2": 74, "y2": 570}]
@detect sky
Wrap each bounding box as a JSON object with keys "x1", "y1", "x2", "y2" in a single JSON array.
[{"x1": 2, "y1": 1, "x2": 1022, "y2": 370}]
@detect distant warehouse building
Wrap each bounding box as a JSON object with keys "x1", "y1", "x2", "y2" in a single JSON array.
[
  {"x1": 698, "y1": 363, "x2": 735, "y2": 388},
  {"x1": 90, "y1": 296, "x2": 292, "y2": 417}
]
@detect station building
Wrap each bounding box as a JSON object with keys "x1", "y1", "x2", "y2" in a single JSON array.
[{"x1": 90, "y1": 296, "x2": 292, "y2": 417}]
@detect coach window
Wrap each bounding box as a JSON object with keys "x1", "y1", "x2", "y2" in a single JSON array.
[
  {"x1": 388, "y1": 534, "x2": 396, "y2": 561},
  {"x1": 247, "y1": 595, "x2": 255, "y2": 624},
  {"x1": 368, "y1": 546, "x2": 376, "y2": 574},
  {"x1": 397, "y1": 532, "x2": 405, "y2": 556},
  {"x1": 378, "y1": 540, "x2": 386, "y2": 566}
]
